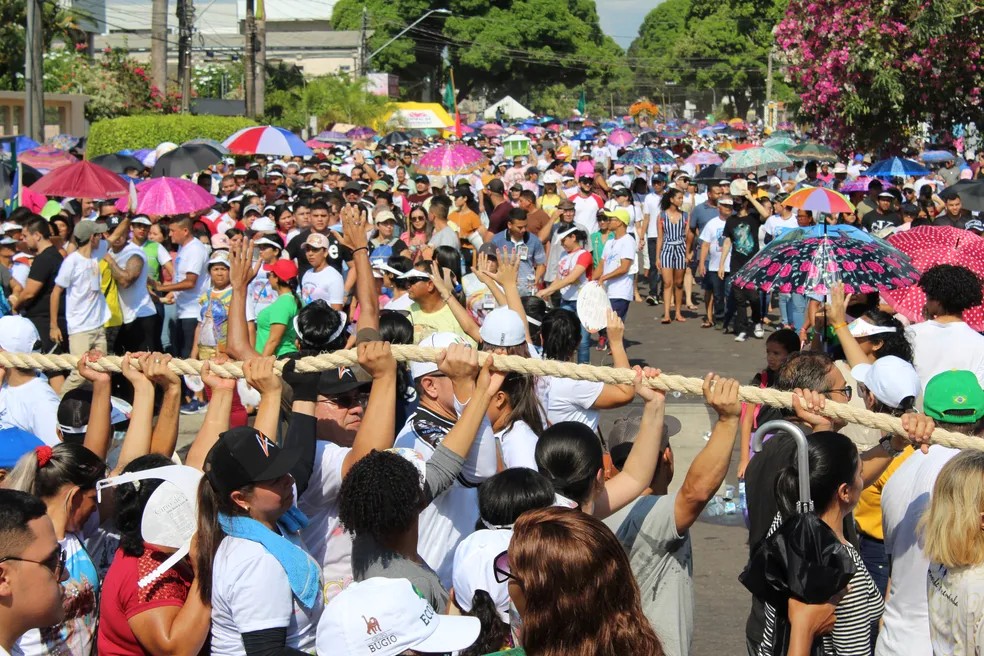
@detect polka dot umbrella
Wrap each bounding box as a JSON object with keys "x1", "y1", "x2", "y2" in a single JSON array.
[{"x1": 881, "y1": 226, "x2": 984, "y2": 331}]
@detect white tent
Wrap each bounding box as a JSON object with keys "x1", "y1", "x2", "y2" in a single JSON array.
[{"x1": 484, "y1": 96, "x2": 535, "y2": 121}]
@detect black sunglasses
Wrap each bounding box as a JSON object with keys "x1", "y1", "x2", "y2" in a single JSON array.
[
  {"x1": 0, "y1": 545, "x2": 66, "y2": 579},
  {"x1": 827, "y1": 386, "x2": 853, "y2": 401},
  {"x1": 492, "y1": 549, "x2": 517, "y2": 584}
]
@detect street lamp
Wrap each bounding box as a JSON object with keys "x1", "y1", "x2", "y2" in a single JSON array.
[{"x1": 366, "y1": 8, "x2": 451, "y2": 64}]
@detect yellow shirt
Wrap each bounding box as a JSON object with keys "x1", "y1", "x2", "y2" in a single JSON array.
[
  {"x1": 854, "y1": 445, "x2": 915, "y2": 540},
  {"x1": 100, "y1": 260, "x2": 123, "y2": 329},
  {"x1": 409, "y1": 302, "x2": 477, "y2": 346}
]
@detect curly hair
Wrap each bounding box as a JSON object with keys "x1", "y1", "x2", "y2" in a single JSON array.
[
  {"x1": 115, "y1": 454, "x2": 175, "y2": 557},
  {"x1": 918, "y1": 264, "x2": 983, "y2": 316},
  {"x1": 338, "y1": 450, "x2": 421, "y2": 541}
]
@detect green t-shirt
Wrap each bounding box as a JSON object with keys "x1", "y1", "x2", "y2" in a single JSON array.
[
  {"x1": 142, "y1": 241, "x2": 162, "y2": 281},
  {"x1": 255, "y1": 293, "x2": 299, "y2": 356}
]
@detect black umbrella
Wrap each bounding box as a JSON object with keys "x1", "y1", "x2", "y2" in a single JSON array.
[
  {"x1": 637, "y1": 130, "x2": 660, "y2": 144},
  {"x1": 0, "y1": 161, "x2": 42, "y2": 200},
  {"x1": 151, "y1": 144, "x2": 223, "y2": 178},
  {"x1": 379, "y1": 132, "x2": 413, "y2": 146},
  {"x1": 941, "y1": 180, "x2": 984, "y2": 212},
  {"x1": 91, "y1": 153, "x2": 146, "y2": 175},
  {"x1": 694, "y1": 164, "x2": 725, "y2": 182},
  {"x1": 739, "y1": 420, "x2": 856, "y2": 656}
]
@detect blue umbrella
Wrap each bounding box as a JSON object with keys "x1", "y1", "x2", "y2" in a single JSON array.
[
  {"x1": 865, "y1": 157, "x2": 930, "y2": 179},
  {"x1": 600, "y1": 121, "x2": 619, "y2": 130},
  {"x1": 539, "y1": 116, "x2": 555, "y2": 125},
  {"x1": 1, "y1": 136, "x2": 40, "y2": 154},
  {"x1": 618, "y1": 147, "x2": 676, "y2": 167},
  {"x1": 772, "y1": 223, "x2": 878, "y2": 244},
  {"x1": 697, "y1": 128, "x2": 717, "y2": 138},
  {"x1": 919, "y1": 150, "x2": 956, "y2": 163},
  {"x1": 574, "y1": 129, "x2": 597, "y2": 141}
]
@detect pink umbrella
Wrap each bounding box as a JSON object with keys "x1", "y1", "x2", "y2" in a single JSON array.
[
  {"x1": 114, "y1": 177, "x2": 216, "y2": 215},
  {"x1": 30, "y1": 160, "x2": 128, "y2": 198},
  {"x1": 686, "y1": 151, "x2": 723, "y2": 166},
  {"x1": 839, "y1": 177, "x2": 893, "y2": 194},
  {"x1": 415, "y1": 144, "x2": 485, "y2": 176},
  {"x1": 19, "y1": 146, "x2": 78, "y2": 173},
  {"x1": 607, "y1": 129, "x2": 635, "y2": 147},
  {"x1": 481, "y1": 123, "x2": 505, "y2": 137}
]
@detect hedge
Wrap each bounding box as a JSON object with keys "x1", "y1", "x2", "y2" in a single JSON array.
[{"x1": 86, "y1": 115, "x2": 258, "y2": 157}]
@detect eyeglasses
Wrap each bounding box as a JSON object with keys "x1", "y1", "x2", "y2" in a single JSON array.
[
  {"x1": 492, "y1": 550, "x2": 518, "y2": 584},
  {"x1": 411, "y1": 215, "x2": 427, "y2": 221},
  {"x1": 0, "y1": 545, "x2": 66, "y2": 579},
  {"x1": 318, "y1": 391, "x2": 370, "y2": 408},
  {"x1": 827, "y1": 386, "x2": 853, "y2": 401}
]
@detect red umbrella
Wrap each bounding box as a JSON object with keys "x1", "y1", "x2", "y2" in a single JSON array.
[
  {"x1": 481, "y1": 123, "x2": 505, "y2": 137},
  {"x1": 29, "y1": 160, "x2": 129, "y2": 199},
  {"x1": 881, "y1": 226, "x2": 984, "y2": 330}
]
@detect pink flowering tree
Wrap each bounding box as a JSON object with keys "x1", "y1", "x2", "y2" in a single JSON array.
[{"x1": 776, "y1": 0, "x2": 983, "y2": 151}]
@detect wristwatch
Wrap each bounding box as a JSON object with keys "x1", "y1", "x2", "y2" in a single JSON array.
[{"x1": 879, "y1": 435, "x2": 905, "y2": 457}]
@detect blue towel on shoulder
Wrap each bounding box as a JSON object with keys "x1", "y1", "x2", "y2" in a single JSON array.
[{"x1": 219, "y1": 507, "x2": 321, "y2": 609}]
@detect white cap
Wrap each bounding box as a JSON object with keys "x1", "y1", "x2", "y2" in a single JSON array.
[
  {"x1": 233, "y1": 168, "x2": 248, "y2": 176},
  {"x1": 411, "y1": 332, "x2": 468, "y2": 380},
  {"x1": 316, "y1": 578, "x2": 480, "y2": 656},
  {"x1": 729, "y1": 178, "x2": 748, "y2": 197},
  {"x1": 479, "y1": 307, "x2": 526, "y2": 347},
  {"x1": 208, "y1": 250, "x2": 230, "y2": 268},
  {"x1": 452, "y1": 529, "x2": 512, "y2": 623},
  {"x1": 250, "y1": 217, "x2": 277, "y2": 233},
  {"x1": 847, "y1": 317, "x2": 899, "y2": 338},
  {"x1": 130, "y1": 215, "x2": 152, "y2": 226},
  {"x1": 0, "y1": 316, "x2": 40, "y2": 353},
  {"x1": 542, "y1": 170, "x2": 562, "y2": 185},
  {"x1": 851, "y1": 355, "x2": 921, "y2": 410}
]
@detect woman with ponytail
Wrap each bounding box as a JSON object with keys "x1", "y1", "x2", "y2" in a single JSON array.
[
  {"x1": 254, "y1": 259, "x2": 301, "y2": 357},
  {"x1": 486, "y1": 373, "x2": 545, "y2": 470}
]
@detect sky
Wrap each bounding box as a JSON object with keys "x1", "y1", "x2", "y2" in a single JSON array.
[{"x1": 597, "y1": 0, "x2": 665, "y2": 49}]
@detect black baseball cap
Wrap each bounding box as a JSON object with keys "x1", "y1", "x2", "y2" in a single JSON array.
[
  {"x1": 487, "y1": 178, "x2": 505, "y2": 194},
  {"x1": 317, "y1": 366, "x2": 365, "y2": 397},
  {"x1": 453, "y1": 188, "x2": 471, "y2": 198},
  {"x1": 204, "y1": 426, "x2": 302, "y2": 495},
  {"x1": 415, "y1": 175, "x2": 430, "y2": 184},
  {"x1": 343, "y1": 181, "x2": 362, "y2": 193}
]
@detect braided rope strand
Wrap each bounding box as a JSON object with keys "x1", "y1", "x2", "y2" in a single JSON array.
[{"x1": 0, "y1": 348, "x2": 977, "y2": 451}]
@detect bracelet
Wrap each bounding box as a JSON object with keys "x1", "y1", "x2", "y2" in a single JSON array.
[
  {"x1": 352, "y1": 246, "x2": 368, "y2": 255},
  {"x1": 831, "y1": 322, "x2": 848, "y2": 331}
]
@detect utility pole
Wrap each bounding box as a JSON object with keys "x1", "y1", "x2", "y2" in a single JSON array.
[
  {"x1": 244, "y1": 0, "x2": 256, "y2": 117},
  {"x1": 151, "y1": 0, "x2": 168, "y2": 93},
  {"x1": 358, "y1": 6, "x2": 368, "y2": 76},
  {"x1": 764, "y1": 47, "x2": 774, "y2": 124},
  {"x1": 177, "y1": 0, "x2": 194, "y2": 112},
  {"x1": 24, "y1": 0, "x2": 44, "y2": 142},
  {"x1": 256, "y1": 0, "x2": 266, "y2": 116}
]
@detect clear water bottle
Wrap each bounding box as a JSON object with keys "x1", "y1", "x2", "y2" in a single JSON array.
[
  {"x1": 723, "y1": 484, "x2": 737, "y2": 514},
  {"x1": 738, "y1": 480, "x2": 747, "y2": 513},
  {"x1": 703, "y1": 496, "x2": 726, "y2": 517}
]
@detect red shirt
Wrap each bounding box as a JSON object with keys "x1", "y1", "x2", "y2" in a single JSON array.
[{"x1": 97, "y1": 547, "x2": 194, "y2": 656}]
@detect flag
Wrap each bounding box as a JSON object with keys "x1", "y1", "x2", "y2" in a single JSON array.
[
  {"x1": 577, "y1": 89, "x2": 586, "y2": 115},
  {"x1": 443, "y1": 80, "x2": 455, "y2": 113}
]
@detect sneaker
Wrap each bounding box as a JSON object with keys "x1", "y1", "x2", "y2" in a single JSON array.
[
  {"x1": 196, "y1": 401, "x2": 209, "y2": 414},
  {"x1": 595, "y1": 336, "x2": 608, "y2": 351},
  {"x1": 753, "y1": 324, "x2": 765, "y2": 339},
  {"x1": 645, "y1": 295, "x2": 658, "y2": 306},
  {"x1": 180, "y1": 400, "x2": 201, "y2": 415},
  {"x1": 734, "y1": 332, "x2": 748, "y2": 342}
]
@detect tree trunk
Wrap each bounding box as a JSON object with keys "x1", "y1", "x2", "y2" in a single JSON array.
[
  {"x1": 256, "y1": 18, "x2": 265, "y2": 117},
  {"x1": 244, "y1": 0, "x2": 255, "y2": 117},
  {"x1": 151, "y1": 0, "x2": 167, "y2": 93}
]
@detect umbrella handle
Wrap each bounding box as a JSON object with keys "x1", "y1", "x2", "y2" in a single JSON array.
[{"x1": 753, "y1": 420, "x2": 814, "y2": 512}]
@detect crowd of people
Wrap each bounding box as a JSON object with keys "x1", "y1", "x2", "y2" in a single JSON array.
[{"x1": 0, "y1": 127, "x2": 982, "y2": 656}]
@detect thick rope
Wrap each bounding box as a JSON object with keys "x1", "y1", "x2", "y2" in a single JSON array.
[{"x1": 0, "y1": 348, "x2": 977, "y2": 451}]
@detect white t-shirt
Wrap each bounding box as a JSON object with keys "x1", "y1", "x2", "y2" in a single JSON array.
[
  {"x1": 763, "y1": 215, "x2": 798, "y2": 239},
  {"x1": 570, "y1": 193, "x2": 603, "y2": 234},
  {"x1": 601, "y1": 234, "x2": 636, "y2": 301},
  {"x1": 11, "y1": 260, "x2": 30, "y2": 288},
  {"x1": 209, "y1": 536, "x2": 323, "y2": 655},
  {"x1": 643, "y1": 193, "x2": 662, "y2": 239},
  {"x1": 300, "y1": 266, "x2": 345, "y2": 307},
  {"x1": 497, "y1": 420, "x2": 539, "y2": 470},
  {"x1": 174, "y1": 239, "x2": 209, "y2": 320},
  {"x1": 0, "y1": 376, "x2": 60, "y2": 445},
  {"x1": 698, "y1": 217, "x2": 732, "y2": 273},
  {"x1": 908, "y1": 321, "x2": 984, "y2": 390},
  {"x1": 385, "y1": 293, "x2": 414, "y2": 312},
  {"x1": 555, "y1": 248, "x2": 592, "y2": 302},
  {"x1": 928, "y1": 560, "x2": 984, "y2": 656},
  {"x1": 544, "y1": 376, "x2": 604, "y2": 431},
  {"x1": 247, "y1": 268, "x2": 278, "y2": 322},
  {"x1": 54, "y1": 251, "x2": 110, "y2": 334},
  {"x1": 877, "y1": 446, "x2": 960, "y2": 656},
  {"x1": 109, "y1": 244, "x2": 156, "y2": 323},
  {"x1": 297, "y1": 440, "x2": 351, "y2": 603}
]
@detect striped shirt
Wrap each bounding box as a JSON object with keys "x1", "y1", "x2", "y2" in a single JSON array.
[{"x1": 758, "y1": 513, "x2": 884, "y2": 655}]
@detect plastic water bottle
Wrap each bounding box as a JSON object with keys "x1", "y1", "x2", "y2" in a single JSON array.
[
  {"x1": 723, "y1": 484, "x2": 737, "y2": 514},
  {"x1": 703, "y1": 496, "x2": 726, "y2": 517},
  {"x1": 738, "y1": 480, "x2": 747, "y2": 513}
]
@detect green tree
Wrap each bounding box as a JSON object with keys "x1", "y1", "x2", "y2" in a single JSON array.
[
  {"x1": 263, "y1": 74, "x2": 394, "y2": 131},
  {"x1": 0, "y1": 0, "x2": 82, "y2": 89}
]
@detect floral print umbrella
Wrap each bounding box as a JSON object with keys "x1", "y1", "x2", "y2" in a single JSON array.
[{"x1": 732, "y1": 229, "x2": 919, "y2": 296}]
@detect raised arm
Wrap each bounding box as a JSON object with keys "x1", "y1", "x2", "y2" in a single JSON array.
[
  {"x1": 184, "y1": 358, "x2": 236, "y2": 471},
  {"x1": 340, "y1": 342, "x2": 398, "y2": 476},
  {"x1": 78, "y1": 351, "x2": 113, "y2": 461},
  {"x1": 435, "y1": 346, "x2": 504, "y2": 459},
  {"x1": 225, "y1": 238, "x2": 261, "y2": 361},
  {"x1": 146, "y1": 354, "x2": 183, "y2": 458},
  {"x1": 342, "y1": 205, "x2": 379, "y2": 333},
  {"x1": 826, "y1": 282, "x2": 870, "y2": 368},
  {"x1": 592, "y1": 310, "x2": 636, "y2": 408},
  {"x1": 242, "y1": 357, "x2": 282, "y2": 441},
  {"x1": 429, "y1": 260, "x2": 481, "y2": 344},
  {"x1": 114, "y1": 353, "x2": 156, "y2": 473}
]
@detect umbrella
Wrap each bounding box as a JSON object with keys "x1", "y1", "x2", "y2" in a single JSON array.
[
  {"x1": 659, "y1": 129, "x2": 687, "y2": 139},
  {"x1": 114, "y1": 177, "x2": 217, "y2": 215},
  {"x1": 694, "y1": 164, "x2": 725, "y2": 182},
  {"x1": 414, "y1": 144, "x2": 485, "y2": 176},
  {"x1": 637, "y1": 130, "x2": 661, "y2": 143},
  {"x1": 0, "y1": 161, "x2": 42, "y2": 201},
  {"x1": 91, "y1": 153, "x2": 146, "y2": 175},
  {"x1": 782, "y1": 187, "x2": 854, "y2": 214},
  {"x1": 865, "y1": 157, "x2": 930, "y2": 179},
  {"x1": 940, "y1": 180, "x2": 984, "y2": 212},
  {"x1": 151, "y1": 144, "x2": 224, "y2": 178},
  {"x1": 785, "y1": 142, "x2": 838, "y2": 163},
  {"x1": 183, "y1": 138, "x2": 230, "y2": 155},
  {"x1": 839, "y1": 177, "x2": 892, "y2": 194},
  {"x1": 346, "y1": 127, "x2": 377, "y2": 140},
  {"x1": 45, "y1": 134, "x2": 80, "y2": 151},
  {"x1": 18, "y1": 146, "x2": 78, "y2": 173},
  {"x1": 721, "y1": 147, "x2": 792, "y2": 174},
  {"x1": 607, "y1": 129, "x2": 634, "y2": 147},
  {"x1": 481, "y1": 124, "x2": 506, "y2": 137},
  {"x1": 882, "y1": 226, "x2": 984, "y2": 330},
  {"x1": 313, "y1": 130, "x2": 351, "y2": 144},
  {"x1": 618, "y1": 147, "x2": 675, "y2": 167},
  {"x1": 468, "y1": 121, "x2": 486, "y2": 128},
  {"x1": 574, "y1": 129, "x2": 597, "y2": 141},
  {"x1": 763, "y1": 136, "x2": 796, "y2": 152},
  {"x1": 740, "y1": 420, "x2": 856, "y2": 656},
  {"x1": 29, "y1": 160, "x2": 129, "y2": 198},
  {"x1": 1, "y1": 136, "x2": 40, "y2": 154},
  {"x1": 223, "y1": 125, "x2": 313, "y2": 157},
  {"x1": 685, "y1": 151, "x2": 723, "y2": 166},
  {"x1": 379, "y1": 131, "x2": 413, "y2": 146},
  {"x1": 919, "y1": 150, "x2": 956, "y2": 163},
  {"x1": 732, "y1": 226, "x2": 919, "y2": 296}
]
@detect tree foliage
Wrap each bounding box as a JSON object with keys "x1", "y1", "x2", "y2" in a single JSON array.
[
  {"x1": 776, "y1": 0, "x2": 983, "y2": 150},
  {"x1": 0, "y1": 0, "x2": 82, "y2": 90},
  {"x1": 262, "y1": 74, "x2": 394, "y2": 131}
]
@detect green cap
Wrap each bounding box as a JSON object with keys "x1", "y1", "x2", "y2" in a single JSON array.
[
  {"x1": 40, "y1": 200, "x2": 63, "y2": 220},
  {"x1": 923, "y1": 370, "x2": 984, "y2": 424}
]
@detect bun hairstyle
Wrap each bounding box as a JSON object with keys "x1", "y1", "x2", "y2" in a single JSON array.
[
  {"x1": 775, "y1": 431, "x2": 859, "y2": 518},
  {"x1": 295, "y1": 300, "x2": 347, "y2": 353}
]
